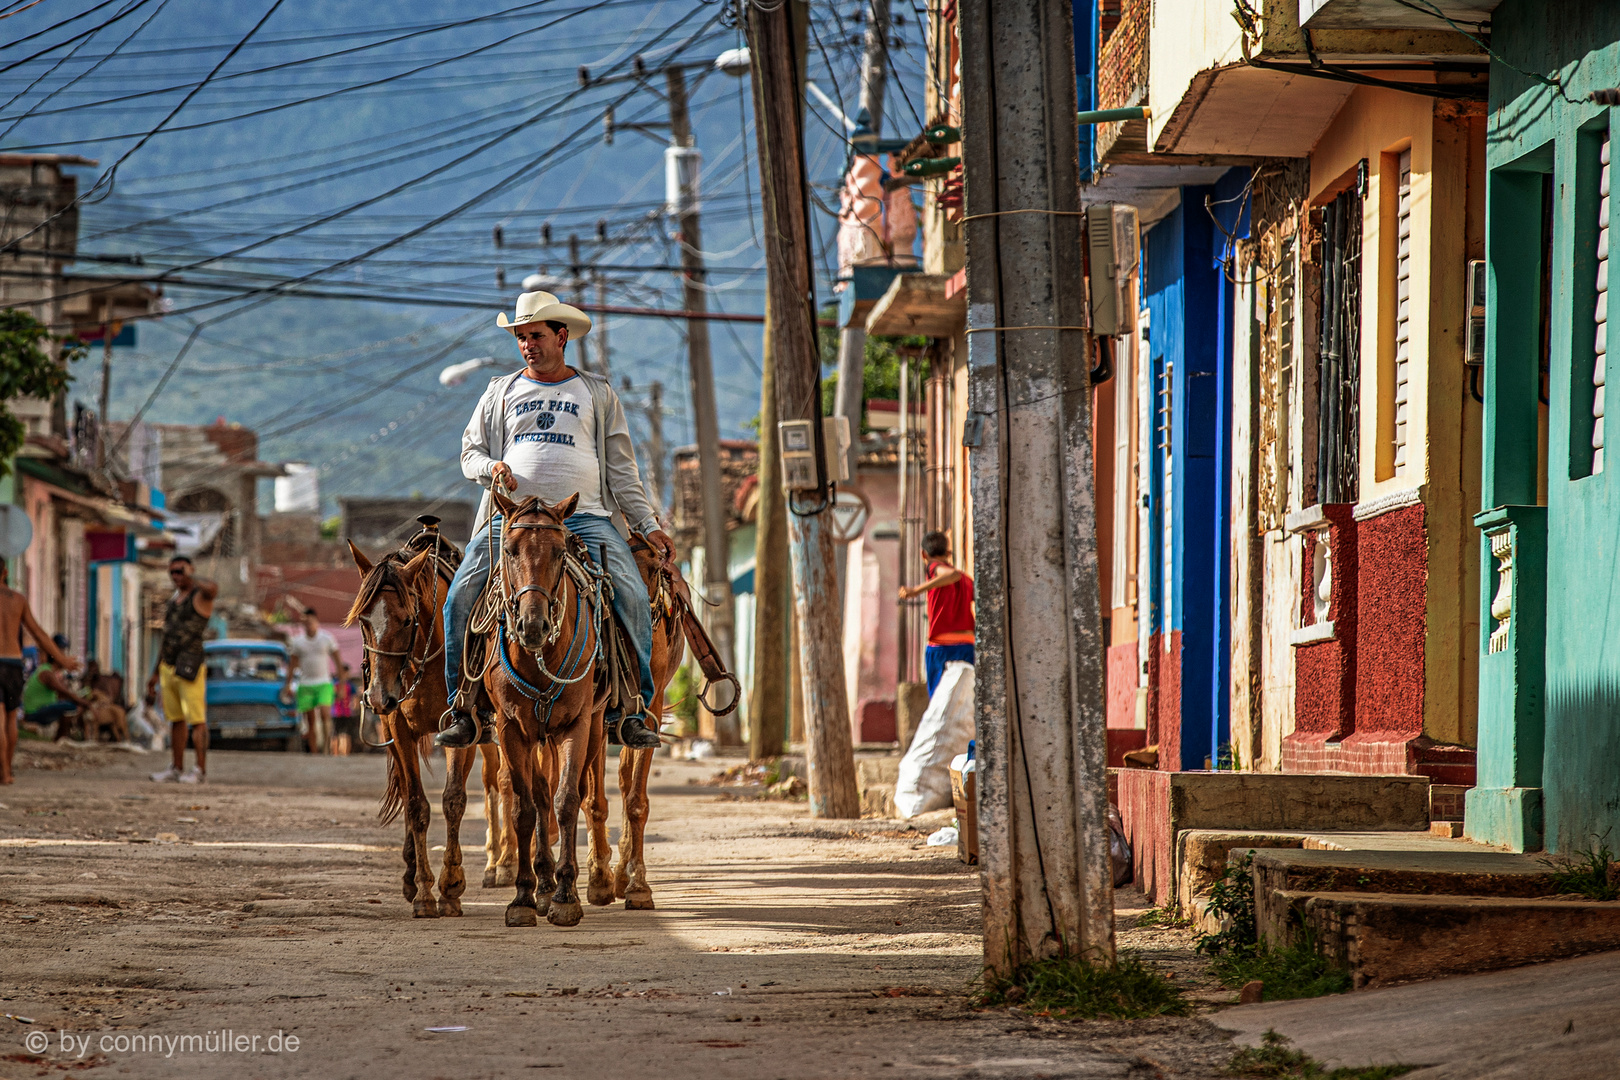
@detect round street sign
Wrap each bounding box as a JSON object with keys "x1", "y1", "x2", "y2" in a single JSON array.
[
  {"x1": 829, "y1": 486, "x2": 872, "y2": 545},
  {"x1": 0, "y1": 504, "x2": 32, "y2": 558}
]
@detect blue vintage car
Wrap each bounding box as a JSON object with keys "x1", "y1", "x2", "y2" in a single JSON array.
[{"x1": 204, "y1": 639, "x2": 301, "y2": 751}]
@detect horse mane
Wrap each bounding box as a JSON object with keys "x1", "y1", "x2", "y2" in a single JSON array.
[{"x1": 344, "y1": 557, "x2": 403, "y2": 628}]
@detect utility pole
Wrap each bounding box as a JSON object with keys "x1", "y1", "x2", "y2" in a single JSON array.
[
  {"x1": 832, "y1": 0, "x2": 891, "y2": 485},
  {"x1": 667, "y1": 65, "x2": 740, "y2": 743},
  {"x1": 750, "y1": 291, "x2": 788, "y2": 760},
  {"x1": 97, "y1": 324, "x2": 113, "y2": 467},
  {"x1": 747, "y1": 0, "x2": 860, "y2": 817},
  {"x1": 568, "y1": 233, "x2": 589, "y2": 372},
  {"x1": 960, "y1": 0, "x2": 1115, "y2": 973},
  {"x1": 594, "y1": 270, "x2": 611, "y2": 379}
]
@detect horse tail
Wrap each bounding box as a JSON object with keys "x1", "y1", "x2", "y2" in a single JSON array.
[{"x1": 378, "y1": 748, "x2": 407, "y2": 826}]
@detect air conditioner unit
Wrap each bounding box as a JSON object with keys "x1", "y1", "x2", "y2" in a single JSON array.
[
  {"x1": 1465, "y1": 259, "x2": 1486, "y2": 366},
  {"x1": 1086, "y1": 204, "x2": 1139, "y2": 337}
]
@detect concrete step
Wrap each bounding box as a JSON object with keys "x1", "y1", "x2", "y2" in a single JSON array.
[{"x1": 1266, "y1": 889, "x2": 1620, "y2": 989}]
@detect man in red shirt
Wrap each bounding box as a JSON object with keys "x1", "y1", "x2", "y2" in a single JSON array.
[{"x1": 898, "y1": 530, "x2": 974, "y2": 699}]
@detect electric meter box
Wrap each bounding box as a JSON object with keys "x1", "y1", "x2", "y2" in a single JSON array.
[
  {"x1": 778, "y1": 416, "x2": 853, "y2": 491},
  {"x1": 779, "y1": 419, "x2": 819, "y2": 491}
]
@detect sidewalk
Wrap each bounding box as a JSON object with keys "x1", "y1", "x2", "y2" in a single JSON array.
[{"x1": 1218, "y1": 949, "x2": 1620, "y2": 1079}]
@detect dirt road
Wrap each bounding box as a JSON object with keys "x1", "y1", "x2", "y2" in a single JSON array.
[{"x1": 1, "y1": 743, "x2": 1232, "y2": 1079}]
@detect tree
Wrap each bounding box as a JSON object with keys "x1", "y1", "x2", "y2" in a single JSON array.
[{"x1": 0, "y1": 309, "x2": 79, "y2": 475}]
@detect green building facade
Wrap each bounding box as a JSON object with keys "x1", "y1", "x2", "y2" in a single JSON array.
[{"x1": 1470, "y1": 1, "x2": 1620, "y2": 853}]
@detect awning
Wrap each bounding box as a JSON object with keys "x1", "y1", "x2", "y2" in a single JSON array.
[{"x1": 865, "y1": 273, "x2": 966, "y2": 338}]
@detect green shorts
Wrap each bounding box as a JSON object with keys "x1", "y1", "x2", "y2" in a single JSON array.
[{"x1": 295, "y1": 682, "x2": 335, "y2": 712}]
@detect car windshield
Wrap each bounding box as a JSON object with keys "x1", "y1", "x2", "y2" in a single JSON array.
[{"x1": 206, "y1": 649, "x2": 286, "y2": 682}]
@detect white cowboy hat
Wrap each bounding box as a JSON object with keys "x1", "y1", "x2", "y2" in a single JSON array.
[{"x1": 495, "y1": 290, "x2": 592, "y2": 338}]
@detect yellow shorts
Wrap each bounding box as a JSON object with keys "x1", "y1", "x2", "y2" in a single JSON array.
[{"x1": 159, "y1": 662, "x2": 207, "y2": 726}]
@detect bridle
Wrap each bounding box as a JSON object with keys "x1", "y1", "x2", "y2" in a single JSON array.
[
  {"x1": 498, "y1": 515, "x2": 570, "y2": 648},
  {"x1": 359, "y1": 532, "x2": 448, "y2": 711}
]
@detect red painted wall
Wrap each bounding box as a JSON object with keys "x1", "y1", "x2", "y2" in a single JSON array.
[
  {"x1": 1156, "y1": 631, "x2": 1182, "y2": 770},
  {"x1": 1286, "y1": 507, "x2": 1358, "y2": 771},
  {"x1": 1106, "y1": 641, "x2": 1139, "y2": 728},
  {"x1": 1352, "y1": 503, "x2": 1426, "y2": 742},
  {"x1": 1115, "y1": 767, "x2": 1173, "y2": 906}
]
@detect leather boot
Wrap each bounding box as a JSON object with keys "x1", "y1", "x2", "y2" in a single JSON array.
[
  {"x1": 433, "y1": 711, "x2": 479, "y2": 748},
  {"x1": 617, "y1": 714, "x2": 662, "y2": 749}
]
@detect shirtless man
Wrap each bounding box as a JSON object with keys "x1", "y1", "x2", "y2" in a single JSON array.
[
  {"x1": 146, "y1": 556, "x2": 218, "y2": 784},
  {"x1": 0, "y1": 561, "x2": 81, "y2": 784}
]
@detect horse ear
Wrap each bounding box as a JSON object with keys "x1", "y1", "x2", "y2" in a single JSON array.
[
  {"x1": 491, "y1": 487, "x2": 517, "y2": 517},
  {"x1": 402, "y1": 547, "x2": 434, "y2": 577},
  {"x1": 556, "y1": 492, "x2": 579, "y2": 520},
  {"x1": 347, "y1": 540, "x2": 373, "y2": 575}
]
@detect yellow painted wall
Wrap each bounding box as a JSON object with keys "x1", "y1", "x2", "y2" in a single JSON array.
[{"x1": 1307, "y1": 87, "x2": 1484, "y2": 748}]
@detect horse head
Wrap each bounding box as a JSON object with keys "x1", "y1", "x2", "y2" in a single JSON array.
[
  {"x1": 346, "y1": 542, "x2": 438, "y2": 714},
  {"x1": 493, "y1": 489, "x2": 578, "y2": 653}
]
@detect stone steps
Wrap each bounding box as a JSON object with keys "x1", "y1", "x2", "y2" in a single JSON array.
[{"x1": 1264, "y1": 889, "x2": 1620, "y2": 989}]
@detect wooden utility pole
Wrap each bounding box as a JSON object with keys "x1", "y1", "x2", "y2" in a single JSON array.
[
  {"x1": 594, "y1": 270, "x2": 611, "y2": 378},
  {"x1": 667, "y1": 65, "x2": 740, "y2": 744},
  {"x1": 97, "y1": 324, "x2": 113, "y2": 467},
  {"x1": 960, "y1": 0, "x2": 1116, "y2": 972},
  {"x1": 748, "y1": 0, "x2": 859, "y2": 817},
  {"x1": 750, "y1": 292, "x2": 788, "y2": 759},
  {"x1": 644, "y1": 380, "x2": 664, "y2": 510},
  {"x1": 831, "y1": 0, "x2": 892, "y2": 485}
]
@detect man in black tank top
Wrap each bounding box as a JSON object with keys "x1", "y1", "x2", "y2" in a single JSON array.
[{"x1": 146, "y1": 556, "x2": 218, "y2": 784}]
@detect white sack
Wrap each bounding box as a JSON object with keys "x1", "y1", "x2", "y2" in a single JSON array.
[{"x1": 894, "y1": 661, "x2": 975, "y2": 818}]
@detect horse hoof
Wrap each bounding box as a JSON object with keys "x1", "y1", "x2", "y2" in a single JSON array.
[
  {"x1": 413, "y1": 899, "x2": 440, "y2": 919},
  {"x1": 481, "y1": 868, "x2": 498, "y2": 889},
  {"x1": 439, "y1": 897, "x2": 463, "y2": 917},
  {"x1": 494, "y1": 866, "x2": 516, "y2": 888},
  {"x1": 505, "y1": 904, "x2": 539, "y2": 928},
  {"x1": 547, "y1": 900, "x2": 583, "y2": 927},
  {"x1": 613, "y1": 871, "x2": 629, "y2": 900},
  {"x1": 624, "y1": 893, "x2": 655, "y2": 911},
  {"x1": 587, "y1": 882, "x2": 616, "y2": 907}
]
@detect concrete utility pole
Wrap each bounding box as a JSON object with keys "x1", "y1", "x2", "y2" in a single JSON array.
[
  {"x1": 750, "y1": 291, "x2": 788, "y2": 760},
  {"x1": 831, "y1": 0, "x2": 892, "y2": 485},
  {"x1": 667, "y1": 65, "x2": 740, "y2": 742},
  {"x1": 959, "y1": 0, "x2": 1116, "y2": 972},
  {"x1": 747, "y1": 0, "x2": 860, "y2": 817}
]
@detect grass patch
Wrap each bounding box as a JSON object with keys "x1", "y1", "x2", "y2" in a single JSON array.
[
  {"x1": 1135, "y1": 906, "x2": 1190, "y2": 929},
  {"x1": 1542, "y1": 838, "x2": 1620, "y2": 901},
  {"x1": 1228, "y1": 1030, "x2": 1418, "y2": 1079},
  {"x1": 1208, "y1": 942, "x2": 1352, "y2": 1001},
  {"x1": 978, "y1": 953, "x2": 1192, "y2": 1020},
  {"x1": 1197, "y1": 851, "x2": 1351, "y2": 1002}
]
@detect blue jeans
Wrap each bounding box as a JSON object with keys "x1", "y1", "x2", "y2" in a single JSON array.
[
  {"x1": 925, "y1": 643, "x2": 975, "y2": 700},
  {"x1": 444, "y1": 513, "x2": 656, "y2": 720}
]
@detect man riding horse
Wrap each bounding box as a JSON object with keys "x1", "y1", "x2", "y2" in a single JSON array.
[{"x1": 436, "y1": 290, "x2": 674, "y2": 751}]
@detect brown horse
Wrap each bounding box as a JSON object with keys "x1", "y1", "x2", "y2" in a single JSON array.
[
  {"x1": 346, "y1": 526, "x2": 502, "y2": 918},
  {"x1": 474, "y1": 491, "x2": 607, "y2": 928},
  {"x1": 601, "y1": 536, "x2": 686, "y2": 909}
]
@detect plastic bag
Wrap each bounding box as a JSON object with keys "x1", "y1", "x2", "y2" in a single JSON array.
[
  {"x1": 926, "y1": 826, "x2": 959, "y2": 847},
  {"x1": 894, "y1": 662, "x2": 975, "y2": 818},
  {"x1": 1109, "y1": 804, "x2": 1134, "y2": 888}
]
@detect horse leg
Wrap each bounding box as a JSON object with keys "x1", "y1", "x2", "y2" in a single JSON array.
[
  {"x1": 540, "y1": 743, "x2": 560, "y2": 850},
  {"x1": 479, "y1": 744, "x2": 504, "y2": 888},
  {"x1": 437, "y1": 745, "x2": 477, "y2": 916},
  {"x1": 584, "y1": 712, "x2": 614, "y2": 906},
  {"x1": 504, "y1": 739, "x2": 541, "y2": 927},
  {"x1": 405, "y1": 736, "x2": 438, "y2": 919},
  {"x1": 494, "y1": 752, "x2": 519, "y2": 888},
  {"x1": 616, "y1": 746, "x2": 656, "y2": 909},
  {"x1": 546, "y1": 729, "x2": 588, "y2": 927},
  {"x1": 386, "y1": 740, "x2": 420, "y2": 906}
]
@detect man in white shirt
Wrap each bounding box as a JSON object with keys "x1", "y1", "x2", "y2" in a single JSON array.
[
  {"x1": 282, "y1": 607, "x2": 342, "y2": 753},
  {"x1": 438, "y1": 291, "x2": 674, "y2": 750}
]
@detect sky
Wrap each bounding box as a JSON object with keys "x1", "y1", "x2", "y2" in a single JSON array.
[{"x1": 0, "y1": 0, "x2": 932, "y2": 514}]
